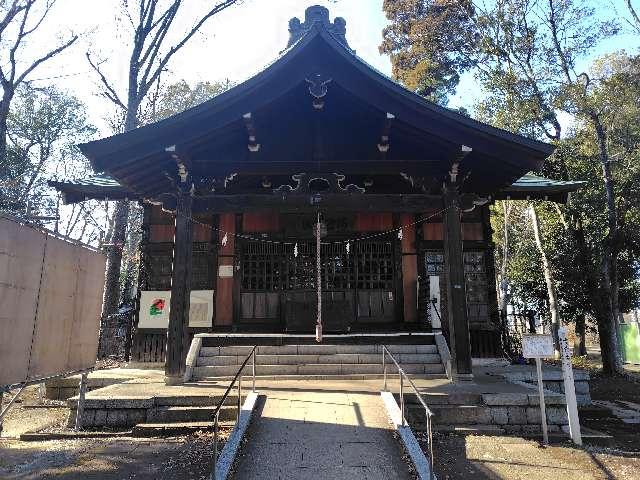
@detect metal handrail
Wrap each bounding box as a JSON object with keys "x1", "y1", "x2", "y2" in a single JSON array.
[
  {"x1": 211, "y1": 345, "x2": 257, "y2": 480},
  {"x1": 382, "y1": 345, "x2": 435, "y2": 480}
]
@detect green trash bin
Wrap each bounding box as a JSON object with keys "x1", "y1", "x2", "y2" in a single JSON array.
[{"x1": 619, "y1": 323, "x2": 640, "y2": 364}]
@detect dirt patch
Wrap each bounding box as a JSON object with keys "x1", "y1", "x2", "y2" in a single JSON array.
[
  {"x1": 1, "y1": 386, "x2": 69, "y2": 438},
  {"x1": 419, "y1": 432, "x2": 640, "y2": 480},
  {"x1": 0, "y1": 430, "x2": 231, "y2": 480},
  {"x1": 588, "y1": 371, "x2": 640, "y2": 405}
]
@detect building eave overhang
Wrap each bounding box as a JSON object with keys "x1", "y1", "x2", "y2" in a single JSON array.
[{"x1": 78, "y1": 26, "x2": 554, "y2": 176}]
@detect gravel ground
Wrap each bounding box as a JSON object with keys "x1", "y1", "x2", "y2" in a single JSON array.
[
  {"x1": 417, "y1": 432, "x2": 640, "y2": 480},
  {"x1": 1, "y1": 385, "x2": 231, "y2": 479},
  {"x1": 1, "y1": 385, "x2": 69, "y2": 438},
  {"x1": 0, "y1": 431, "x2": 230, "y2": 479}
]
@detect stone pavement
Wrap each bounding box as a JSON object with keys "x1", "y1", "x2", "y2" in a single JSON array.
[{"x1": 231, "y1": 390, "x2": 412, "y2": 479}]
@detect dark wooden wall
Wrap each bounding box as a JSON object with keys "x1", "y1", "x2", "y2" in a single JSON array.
[
  {"x1": 417, "y1": 204, "x2": 501, "y2": 357},
  {"x1": 131, "y1": 204, "x2": 216, "y2": 363},
  {"x1": 132, "y1": 205, "x2": 502, "y2": 361}
]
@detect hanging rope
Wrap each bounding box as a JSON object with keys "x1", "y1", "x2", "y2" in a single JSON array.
[
  {"x1": 316, "y1": 211, "x2": 322, "y2": 343},
  {"x1": 180, "y1": 207, "x2": 451, "y2": 248}
]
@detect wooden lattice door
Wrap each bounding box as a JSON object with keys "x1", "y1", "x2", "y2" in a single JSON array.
[{"x1": 238, "y1": 239, "x2": 397, "y2": 332}]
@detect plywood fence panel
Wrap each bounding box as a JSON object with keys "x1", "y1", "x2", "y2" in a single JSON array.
[
  {"x1": 28, "y1": 236, "x2": 79, "y2": 379},
  {"x1": 0, "y1": 218, "x2": 46, "y2": 386},
  {"x1": 0, "y1": 217, "x2": 105, "y2": 387},
  {"x1": 66, "y1": 247, "x2": 105, "y2": 371}
]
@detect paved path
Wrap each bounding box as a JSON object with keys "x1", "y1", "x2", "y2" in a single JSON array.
[{"x1": 232, "y1": 390, "x2": 412, "y2": 479}]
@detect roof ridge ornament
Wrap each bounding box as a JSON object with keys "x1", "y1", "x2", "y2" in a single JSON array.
[{"x1": 287, "y1": 5, "x2": 353, "y2": 51}]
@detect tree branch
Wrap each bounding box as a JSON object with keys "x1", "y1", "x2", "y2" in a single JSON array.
[
  {"x1": 141, "y1": 0, "x2": 238, "y2": 93},
  {"x1": 86, "y1": 52, "x2": 126, "y2": 110},
  {"x1": 15, "y1": 33, "x2": 78, "y2": 86}
]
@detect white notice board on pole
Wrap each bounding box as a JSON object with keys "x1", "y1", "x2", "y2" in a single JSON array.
[
  {"x1": 522, "y1": 334, "x2": 554, "y2": 358},
  {"x1": 521, "y1": 333, "x2": 554, "y2": 445}
]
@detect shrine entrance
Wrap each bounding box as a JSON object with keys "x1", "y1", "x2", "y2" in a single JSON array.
[{"x1": 237, "y1": 230, "x2": 398, "y2": 333}]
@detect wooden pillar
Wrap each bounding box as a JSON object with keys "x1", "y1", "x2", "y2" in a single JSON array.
[
  {"x1": 400, "y1": 213, "x2": 418, "y2": 323},
  {"x1": 215, "y1": 213, "x2": 235, "y2": 326},
  {"x1": 442, "y1": 183, "x2": 473, "y2": 379},
  {"x1": 165, "y1": 187, "x2": 193, "y2": 385}
]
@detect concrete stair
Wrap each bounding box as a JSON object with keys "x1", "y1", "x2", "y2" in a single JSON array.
[
  {"x1": 84, "y1": 394, "x2": 248, "y2": 438},
  {"x1": 192, "y1": 344, "x2": 445, "y2": 380},
  {"x1": 395, "y1": 391, "x2": 505, "y2": 435},
  {"x1": 147, "y1": 405, "x2": 237, "y2": 423},
  {"x1": 132, "y1": 420, "x2": 235, "y2": 437}
]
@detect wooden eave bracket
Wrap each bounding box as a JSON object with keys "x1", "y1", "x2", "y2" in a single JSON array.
[
  {"x1": 164, "y1": 144, "x2": 190, "y2": 183},
  {"x1": 243, "y1": 113, "x2": 261, "y2": 152},
  {"x1": 450, "y1": 145, "x2": 472, "y2": 183},
  {"x1": 377, "y1": 112, "x2": 394, "y2": 153}
]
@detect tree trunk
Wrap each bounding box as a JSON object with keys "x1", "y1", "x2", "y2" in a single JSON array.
[
  {"x1": 574, "y1": 315, "x2": 587, "y2": 356},
  {"x1": 530, "y1": 204, "x2": 560, "y2": 357},
  {"x1": 0, "y1": 89, "x2": 14, "y2": 174},
  {"x1": 498, "y1": 200, "x2": 512, "y2": 322},
  {"x1": 97, "y1": 97, "x2": 139, "y2": 357},
  {"x1": 590, "y1": 112, "x2": 622, "y2": 374}
]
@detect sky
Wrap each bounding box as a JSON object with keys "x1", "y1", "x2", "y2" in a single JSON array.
[{"x1": 23, "y1": 0, "x2": 640, "y2": 139}]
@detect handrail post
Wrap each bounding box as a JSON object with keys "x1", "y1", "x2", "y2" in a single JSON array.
[
  {"x1": 74, "y1": 372, "x2": 88, "y2": 431},
  {"x1": 382, "y1": 347, "x2": 387, "y2": 392},
  {"x1": 211, "y1": 409, "x2": 219, "y2": 480},
  {"x1": 237, "y1": 374, "x2": 242, "y2": 423},
  {"x1": 252, "y1": 347, "x2": 256, "y2": 393},
  {"x1": 400, "y1": 371, "x2": 405, "y2": 427},
  {"x1": 427, "y1": 410, "x2": 434, "y2": 480}
]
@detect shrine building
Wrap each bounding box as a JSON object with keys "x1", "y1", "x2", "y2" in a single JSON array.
[{"x1": 51, "y1": 6, "x2": 582, "y2": 384}]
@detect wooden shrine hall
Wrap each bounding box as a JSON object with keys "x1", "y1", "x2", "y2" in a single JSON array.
[{"x1": 52, "y1": 6, "x2": 582, "y2": 384}]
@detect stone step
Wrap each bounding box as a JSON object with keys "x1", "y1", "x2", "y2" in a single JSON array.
[
  {"x1": 195, "y1": 374, "x2": 448, "y2": 382},
  {"x1": 154, "y1": 395, "x2": 245, "y2": 407},
  {"x1": 396, "y1": 392, "x2": 482, "y2": 406},
  {"x1": 68, "y1": 394, "x2": 244, "y2": 409},
  {"x1": 199, "y1": 344, "x2": 438, "y2": 357},
  {"x1": 196, "y1": 352, "x2": 441, "y2": 367},
  {"x1": 407, "y1": 404, "x2": 493, "y2": 425},
  {"x1": 147, "y1": 405, "x2": 237, "y2": 423},
  {"x1": 433, "y1": 424, "x2": 506, "y2": 435},
  {"x1": 132, "y1": 421, "x2": 235, "y2": 438},
  {"x1": 193, "y1": 362, "x2": 445, "y2": 378}
]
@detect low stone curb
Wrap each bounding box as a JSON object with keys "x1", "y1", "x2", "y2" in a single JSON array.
[
  {"x1": 19, "y1": 430, "x2": 131, "y2": 441},
  {"x1": 381, "y1": 391, "x2": 436, "y2": 480},
  {"x1": 213, "y1": 392, "x2": 260, "y2": 480}
]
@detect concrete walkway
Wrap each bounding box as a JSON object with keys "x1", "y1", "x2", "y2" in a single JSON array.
[{"x1": 232, "y1": 390, "x2": 412, "y2": 479}]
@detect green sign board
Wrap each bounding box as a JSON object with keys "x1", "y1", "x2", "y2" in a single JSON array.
[{"x1": 619, "y1": 323, "x2": 640, "y2": 364}]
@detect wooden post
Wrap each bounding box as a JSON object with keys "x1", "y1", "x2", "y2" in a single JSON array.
[
  {"x1": 400, "y1": 213, "x2": 418, "y2": 324},
  {"x1": 165, "y1": 186, "x2": 193, "y2": 384},
  {"x1": 442, "y1": 183, "x2": 473, "y2": 379},
  {"x1": 215, "y1": 213, "x2": 235, "y2": 327}
]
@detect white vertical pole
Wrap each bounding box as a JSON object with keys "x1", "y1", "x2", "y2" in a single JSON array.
[
  {"x1": 315, "y1": 211, "x2": 322, "y2": 343},
  {"x1": 535, "y1": 358, "x2": 549, "y2": 445},
  {"x1": 38, "y1": 383, "x2": 45, "y2": 404},
  {"x1": 429, "y1": 275, "x2": 441, "y2": 329},
  {"x1": 74, "y1": 373, "x2": 88, "y2": 431},
  {"x1": 0, "y1": 391, "x2": 4, "y2": 436},
  {"x1": 558, "y1": 326, "x2": 582, "y2": 445}
]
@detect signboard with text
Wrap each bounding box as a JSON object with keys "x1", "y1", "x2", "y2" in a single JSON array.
[{"x1": 522, "y1": 334, "x2": 554, "y2": 358}]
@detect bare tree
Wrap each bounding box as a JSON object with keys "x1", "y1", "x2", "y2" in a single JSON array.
[
  {"x1": 625, "y1": 0, "x2": 640, "y2": 34},
  {"x1": 497, "y1": 200, "x2": 512, "y2": 322},
  {"x1": 529, "y1": 204, "x2": 561, "y2": 357},
  {"x1": 0, "y1": 0, "x2": 78, "y2": 169},
  {"x1": 86, "y1": 0, "x2": 240, "y2": 332}
]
